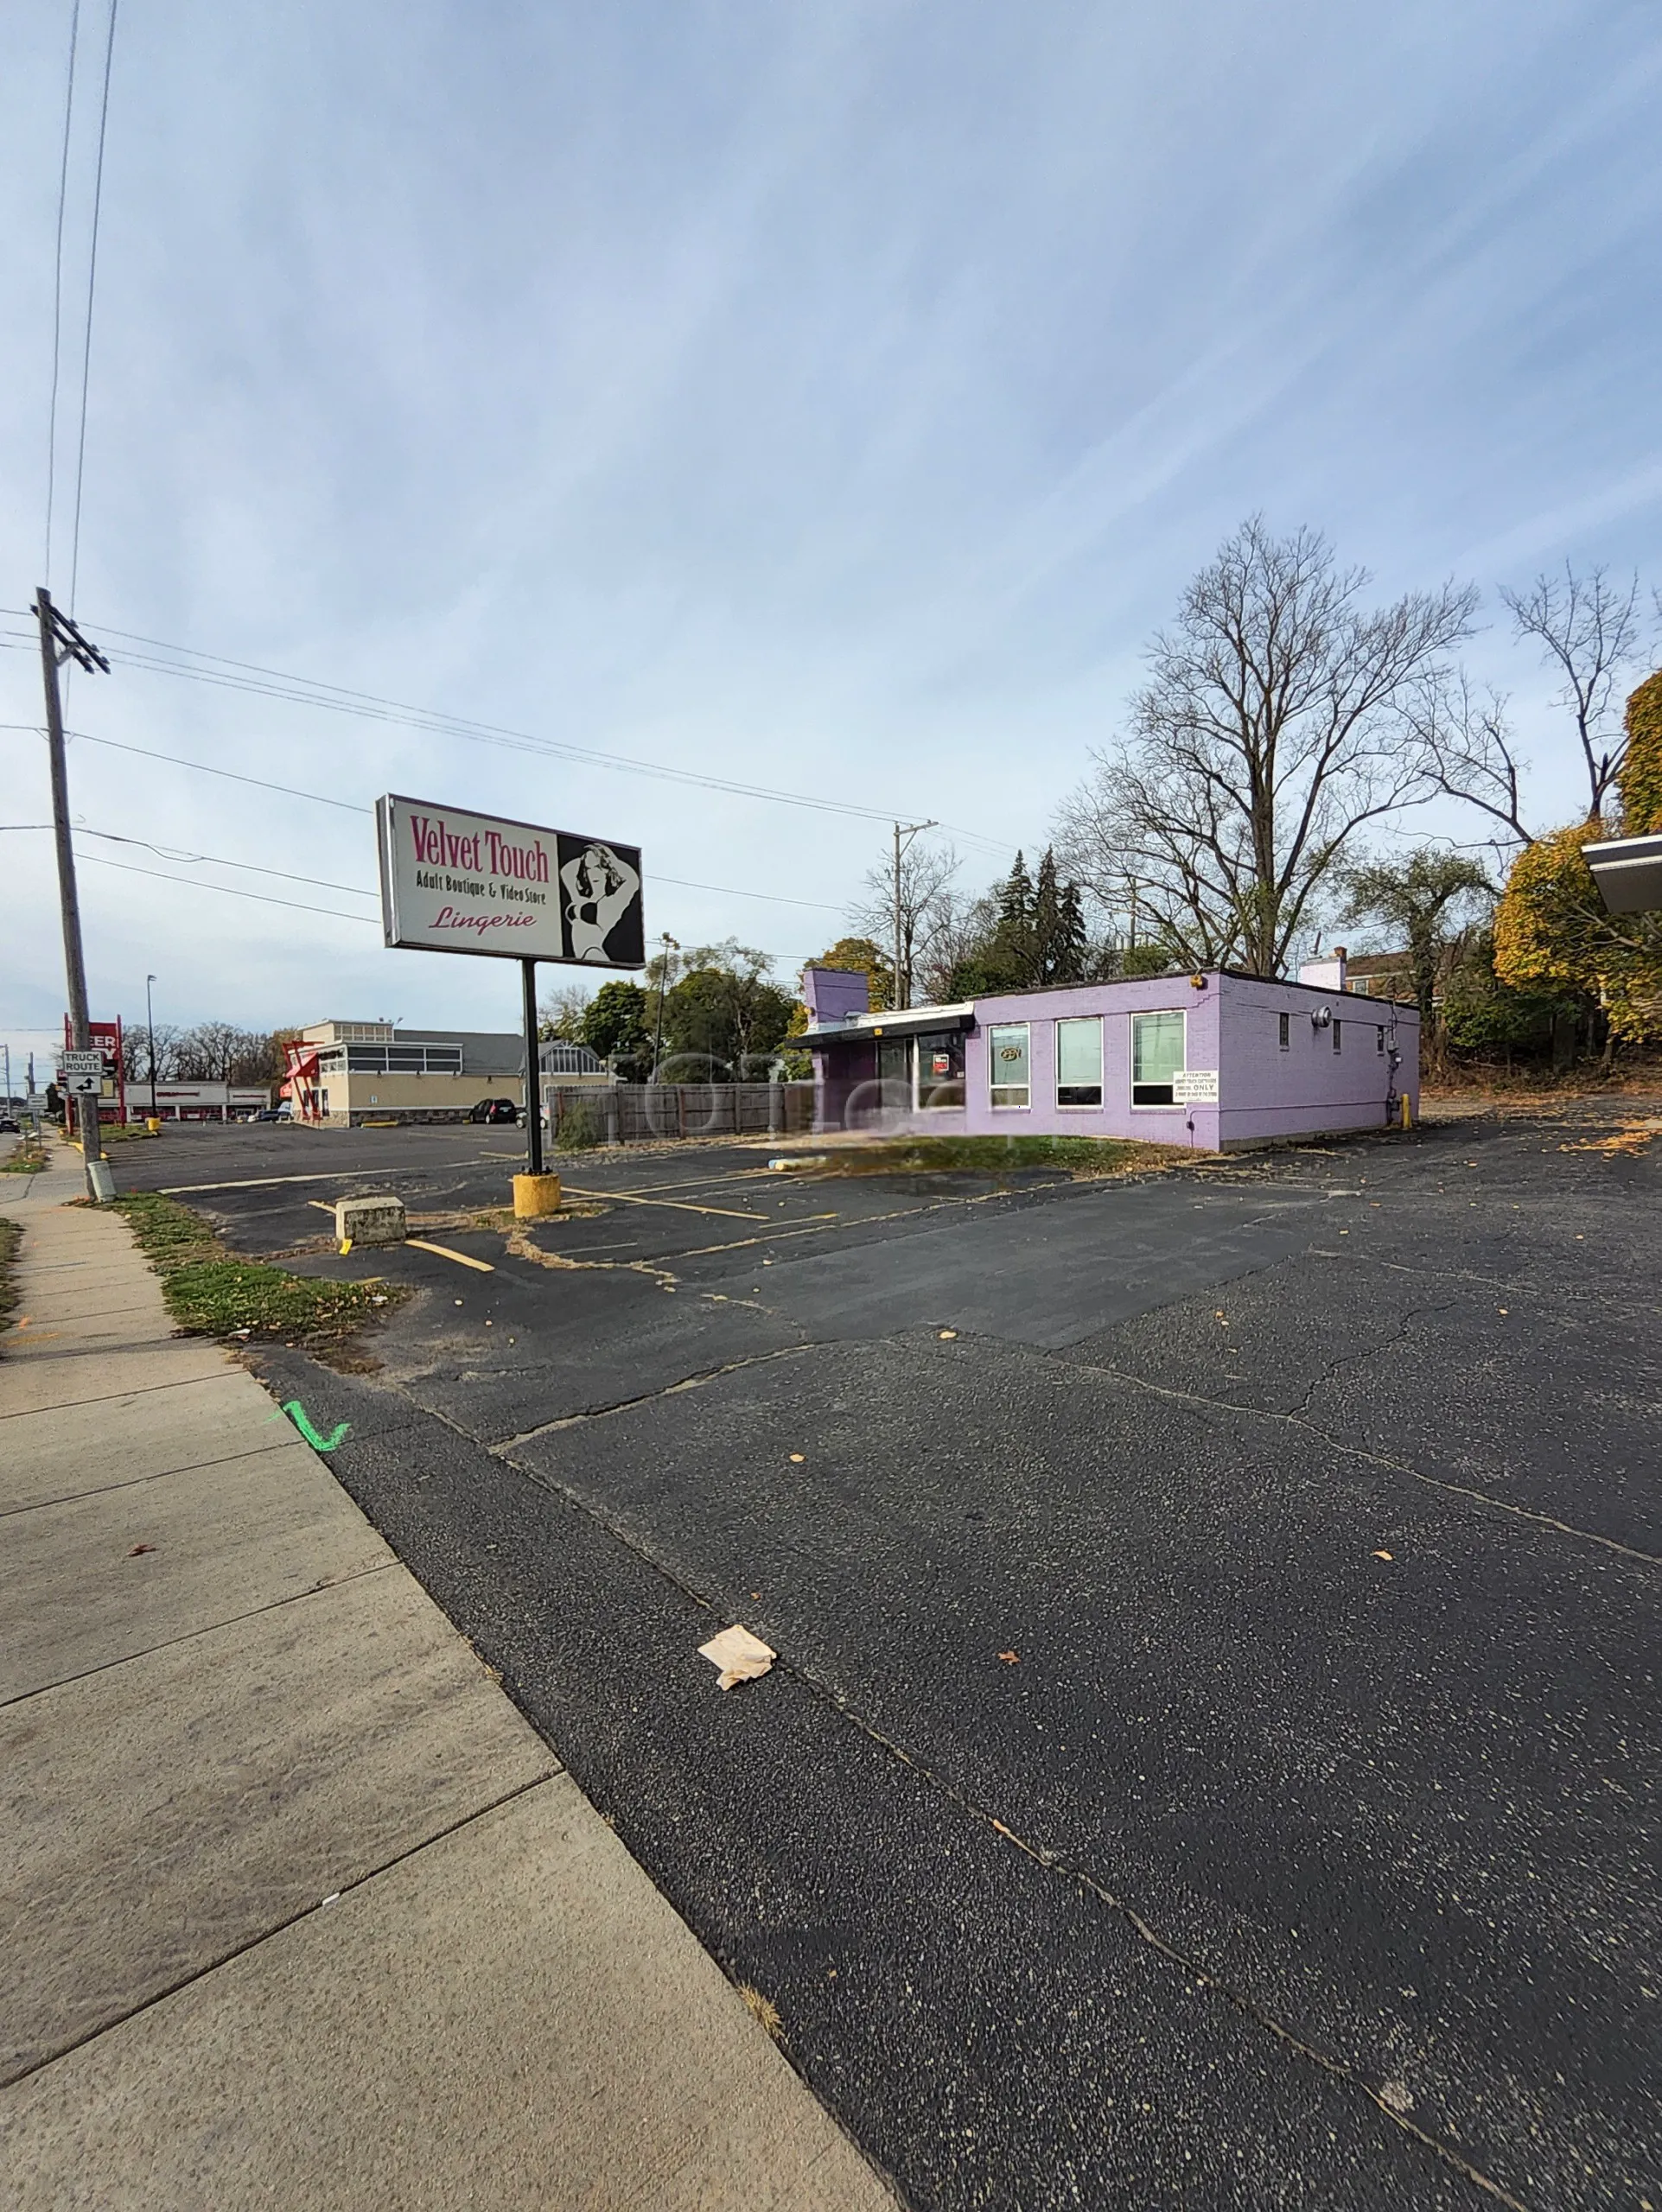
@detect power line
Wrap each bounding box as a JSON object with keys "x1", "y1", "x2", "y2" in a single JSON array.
[
  {"x1": 67, "y1": 0, "x2": 120, "y2": 615},
  {"x1": 99, "y1": 638, "x2": 908, "y2": 821},
  {"x1": 2, "y1": 726, "x2": 850, "y2": 912},
  {"x1": 43, "y1": 0, "x2": 83, "y2": 586},
  {"x1": 3, "y1": 817, "x2": 374, "y2": 897},
  {"x1": 82, "y1": 619, "x2": 1012, "y2": 855},
  {"x1": 23, "y1": 724, "x2": 366, "y2": 812},
  {"x1": 78, "y1": 824, "x2": 377, "y2": 897},
  {"x1": 76, "y1": 851, "x2": 379, "y2": 924}
]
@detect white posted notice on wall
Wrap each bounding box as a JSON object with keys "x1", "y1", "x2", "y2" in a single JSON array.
[{"x1": 1171, "y1": 1068, "x2": 1219, "y2": 1103}]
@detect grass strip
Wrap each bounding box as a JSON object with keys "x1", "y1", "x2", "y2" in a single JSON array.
[
  {"x1": 822, "y1": 1134, "x2": 1188, "y2": 1178},
  {"x1": 113, "y1": 1192, "x2": 403, "y2": 1349},
  {"x1": 3, "y1": 1141, "x2": 48, "y2": 1175},
  {"x1": 0, "y1": 1219, "x2": 18, "y2": 1331}
]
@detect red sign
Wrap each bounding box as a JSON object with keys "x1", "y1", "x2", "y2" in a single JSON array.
[{"x1": 63, "y1": 1015, "x2": 126, "y2": 1123}]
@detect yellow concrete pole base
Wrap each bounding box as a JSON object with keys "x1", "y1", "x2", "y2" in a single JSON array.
[{"x1": 513, "y1": 1172, "x2": 563, "y2": 1218}]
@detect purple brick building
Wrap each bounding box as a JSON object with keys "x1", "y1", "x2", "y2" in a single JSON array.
[{"x1": 797, "y1": 953, "x2": 1419, "y2": 1150}]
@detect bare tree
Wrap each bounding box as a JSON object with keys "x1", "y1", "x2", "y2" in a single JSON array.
[
  {"x1": 120, "y1": 1020, "x2": 181, "y2": 1084},
  {"x1": 173, "y1": 1021, "x2": 264, "y2": 1083},
  {"x1": 915, "y1": 883, "x2": 998, "y2": 1001},
  {"x1": 1417, "y1": 671, "x2": 1534, "y2": 849},
  {"x1": 850, "y1": 837, "x2": 961, "y2": 1007},
  {"x1": 1500, "y1": 563, "x2": 1643, "y2": 821},
  {"x1": 1054, "y1": 518, "x2": 1479, "y2": 976},
  {"x1": 538, "y1": 981, "x2": 594, "y2": 1041}
]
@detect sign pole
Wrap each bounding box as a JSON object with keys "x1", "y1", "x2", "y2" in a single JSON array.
[{"x1": 521, "y1": 957, "x2": 544, "y2": 1178}]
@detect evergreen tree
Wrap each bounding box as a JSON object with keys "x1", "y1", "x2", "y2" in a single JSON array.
[
  {"x1": 998, "y1": 852, "x2": 1035, "y2": 927},
  {"x1": 1032, "y1": 849, "x2": 1061, "y2": 978},
  {"x1": 1053, "y1": 880, "x2": 1090, "y2": 983}
]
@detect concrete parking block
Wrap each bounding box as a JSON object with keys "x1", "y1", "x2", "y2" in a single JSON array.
[
  {"x1": 0, "y1": 1445, "x2": 392, "y2": 1700},
  {"x1": 1, "y1": 1567, "x2": 557, "y2": 2085},
  {"x1": 0, "y1": 1372, "x2": 298, "y2": 1515},
  {"x1": 0, "y1": 1777, "x2": 895, "y2": 2212}
]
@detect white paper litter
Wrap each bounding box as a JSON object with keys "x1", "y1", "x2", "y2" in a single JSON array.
[{"x1": 697, "y1": 1623, "x2": 777, "y2": 1691}]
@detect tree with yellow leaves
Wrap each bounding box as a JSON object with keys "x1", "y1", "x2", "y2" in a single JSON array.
[{"x1": 1493, "y1": 672, "x2": 1662, "y2": 1043}]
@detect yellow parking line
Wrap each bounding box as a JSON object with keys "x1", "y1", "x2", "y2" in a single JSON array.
[
  {"x1": 558, "y1": 1187, "x2": 767, "y2": 1222},
  {"x1": 406, "y1": 1237, "x2": 495, "y2": 1272}
]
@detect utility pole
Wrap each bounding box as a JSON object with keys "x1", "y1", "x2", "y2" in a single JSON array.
[
  {"x1": 145, "y1": 972, "x2": 159, "y2": 1117},
  {"x1": 891, "y1": 822, "x2": 936, "y2": 1012},
  {"x1": 35, "y1": 588, "x2": 111, "y2": 1196},
  {"x1": 651, "y1": 933, "x2": 678, "y2": 1076}
]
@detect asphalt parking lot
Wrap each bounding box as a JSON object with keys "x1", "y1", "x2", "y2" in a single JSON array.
[{"x1": 115, "y1": 1104, "x2": 1660, "y2": 2211}]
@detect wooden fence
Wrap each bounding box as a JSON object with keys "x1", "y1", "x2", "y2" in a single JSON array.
[{"x1": 546, "y1": 1083, "x2": 816, "y2": 1144}]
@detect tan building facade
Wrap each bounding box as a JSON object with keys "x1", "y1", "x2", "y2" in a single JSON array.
[{"x1": 284, "y1": 1020, "x2": 610, "y2": 1127}]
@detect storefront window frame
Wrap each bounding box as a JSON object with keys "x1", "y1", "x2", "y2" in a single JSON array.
[
  {"x1": 988, "y1": 1021, "x2": 1031, "y2": 1109},
  {"x1": 1130, "y1": 1008, "x2": 1186, "y2": 1108},
  {"x1": 1054, "y1": 1015, "x2": 1104, "y2": 1109}
]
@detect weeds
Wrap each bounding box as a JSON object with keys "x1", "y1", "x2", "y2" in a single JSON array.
[
  {"x1": 554, "y1": 1100, "x2": 608, "y2": 1151},
  {"x1": 112, "y1": 1192, "x2": 403, "y2": 1349},
  {"x1": 0, "y1": 1219, "x2": 18, "y2": 1330}
]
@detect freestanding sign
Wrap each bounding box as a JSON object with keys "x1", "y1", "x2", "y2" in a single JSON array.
[
  {"x1": 375, "y1": 795, "x2": 645, "y2": 1185},
  {"x1": 60, "y1": 1017, "x2": 125, "y2": 1123},
  {"x1": 376, "y1": 795, "x2": 644, "y2": 969}
]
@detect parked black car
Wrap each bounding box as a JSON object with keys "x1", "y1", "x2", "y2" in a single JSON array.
[
  {"x1": 252, "y1": 1105, "x2": 291, "y2": 1122},
  {"x1": 468, "y1": 1097, "x2": 519, "y2": 1124}
]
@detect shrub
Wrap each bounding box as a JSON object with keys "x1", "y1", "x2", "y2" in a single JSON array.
[{"x1": 553, "y1": 1098, "x2": 607, "y2": 1151}]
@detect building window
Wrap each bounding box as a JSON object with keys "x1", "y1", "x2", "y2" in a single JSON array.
[
  {"x1": 876, "y1": 1037, "x2": 911, "y2": 1101},
  {"x1": 1376, "y1": 1026, "x2": 1385, "y2": 1054},
  {"x1": 1278, "y1": 1011, "x2": 1289, "y2": 1050},
  {"x1": 1131, "y1": 1010, "x2": 1184, "y2": 1106},
  {"x1": 989, "y1": 1023, "x2": 1030, "y2": 1109},
  {"x1": 1333, "y1": 1020, "x2": 1342, "y2": 1053},
  {"x1": 1055, "y1": 1016, "x2": 1103, "y2": 1107},
  {"x1": 916, "y1": 1031, "x2": 965, "y2": 1109}
]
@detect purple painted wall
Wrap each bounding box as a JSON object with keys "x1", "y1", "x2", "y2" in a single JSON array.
[
  {"x1": 805, "y1": 972, "x2": 1419, "y2": 1150},
  {"x1": 802, "y1": 967, "x2": 873, "y2": 1023}
]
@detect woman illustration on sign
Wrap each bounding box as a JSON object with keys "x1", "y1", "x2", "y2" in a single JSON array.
[{"x1": 561, "y1": 842, "x2": 640, "y2": 962}]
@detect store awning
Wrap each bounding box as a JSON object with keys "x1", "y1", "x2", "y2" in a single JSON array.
[
  {"x1": 1585, "y1": 833, "x2": 1662, "y2": 915},
  {"x1": 797, "y1": 1002, "x2": 976, "y2": 1046}
]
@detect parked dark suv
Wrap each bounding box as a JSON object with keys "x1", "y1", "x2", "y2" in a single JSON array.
[{"x1": 468, "y1": 1097, "x2": 519, "y2": 1124}]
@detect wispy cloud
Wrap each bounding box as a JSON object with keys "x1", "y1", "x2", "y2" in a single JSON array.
[{"x1": 2, "y1": 0, "x2": 1658, "y2": 1070}]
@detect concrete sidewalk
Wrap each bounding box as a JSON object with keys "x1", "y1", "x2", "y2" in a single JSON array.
[{"x1": 0, "y1": 1155, "x2": 895, "y2": 2210}]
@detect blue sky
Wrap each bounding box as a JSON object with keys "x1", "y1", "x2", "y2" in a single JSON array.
[{"x1": 3, "y1": 0, "x2": 1659, "y2": 1084}]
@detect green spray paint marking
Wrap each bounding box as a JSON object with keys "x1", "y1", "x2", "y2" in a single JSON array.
[{"x1": 282, "y1": 1401, "x2": 351, "y2": 1453}]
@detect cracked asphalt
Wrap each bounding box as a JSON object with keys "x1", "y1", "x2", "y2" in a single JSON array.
[{"x1": 118, "y1": 1102, "x2": 1661, "y2": 2210}]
